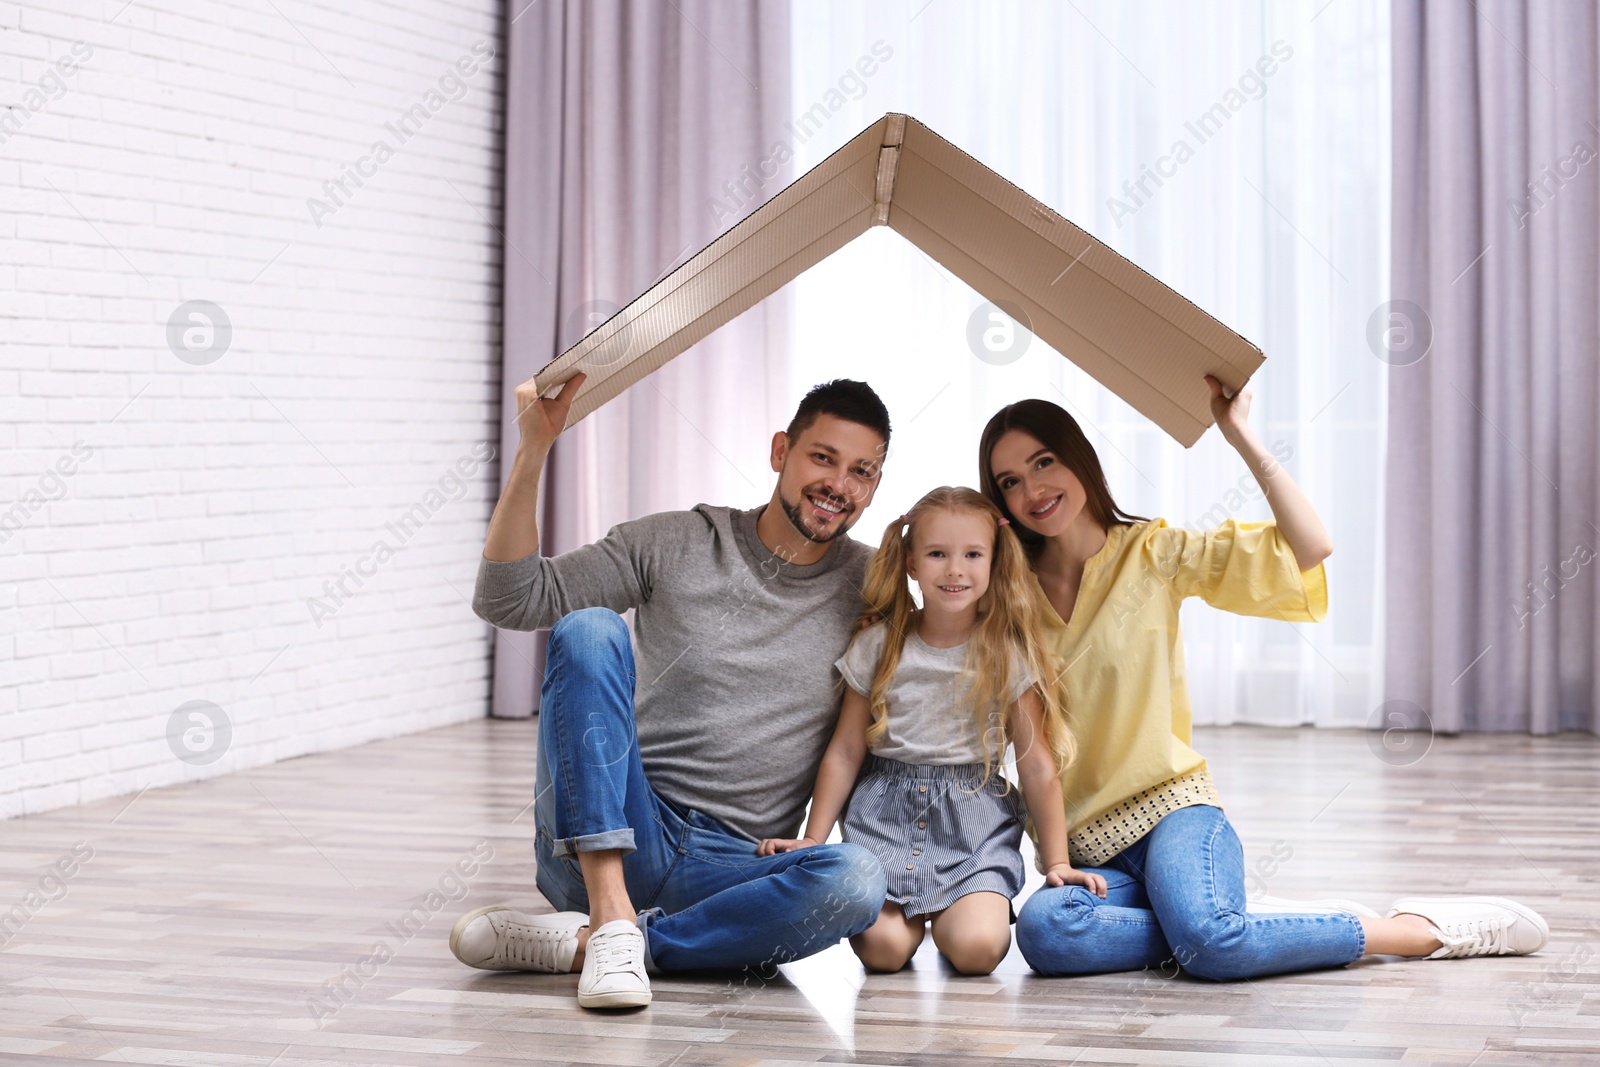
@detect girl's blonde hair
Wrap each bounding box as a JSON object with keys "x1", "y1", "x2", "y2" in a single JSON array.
[{"x1": 854, "y1": 486, "x2": 1075, "y2": 785}]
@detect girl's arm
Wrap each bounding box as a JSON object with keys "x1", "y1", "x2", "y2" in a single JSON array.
[
  {"x1": 1010, "y1": 687, "x2": 1107, "y2": 896},
  {"x1": 757, "y1": 687, "x2": 872, "y2": 855},
  {"x1": 1206, "y1": 375, "x2": 1333, "y2": 570}
]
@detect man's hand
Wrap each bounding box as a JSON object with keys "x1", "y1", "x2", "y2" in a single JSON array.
[
  {"x1": 757, "y1": 836, "x2": 818, "y2": 856},
  {"x1": 1045, "y1": 863, "x2": 1107, "y2": 897},
  {"x1": 515, "y1": 370, "x2": 587, "y2": 456}
]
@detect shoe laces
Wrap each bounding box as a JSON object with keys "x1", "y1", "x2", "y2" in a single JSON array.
[
  {"x1": 588, "y1": 929, "x2": 642, "y2": 976},
  {"x1": 496, "y1": 917, "x2": 572, "y2": 970},
  {"x1": 1431, "y1": 917, "x2": 1512, "y2": 958}
]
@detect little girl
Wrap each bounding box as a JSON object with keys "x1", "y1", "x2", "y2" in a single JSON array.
[{"x1": 759, "y1": 486, "x2": 1106, "y2": 976}]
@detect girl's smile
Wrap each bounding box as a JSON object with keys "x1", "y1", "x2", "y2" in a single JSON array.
[{"x1": 905, "y1": 508, "x2": 995, "y2": 635}]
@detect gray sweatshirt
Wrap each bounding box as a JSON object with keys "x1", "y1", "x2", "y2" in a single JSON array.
[{"x1": 472, "y1": 503, "x2": 872, "y2": 843}]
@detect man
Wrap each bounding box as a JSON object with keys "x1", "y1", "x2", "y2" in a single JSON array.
[{"x1": 450, "y1": 370, "x2": 893, "y2": 1009}]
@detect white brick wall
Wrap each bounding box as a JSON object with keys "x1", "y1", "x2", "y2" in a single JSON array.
[{"x1": 1, "y1": 0, "x2": 507, "y2": 817}]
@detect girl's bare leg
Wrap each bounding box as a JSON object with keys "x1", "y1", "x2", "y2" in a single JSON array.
[
  {"x1": 930, "y1": 892, "x2": 1013, "y2": 975},
  {"x1": 851, "y1": 902, "x2": 925, "y2": 972}
]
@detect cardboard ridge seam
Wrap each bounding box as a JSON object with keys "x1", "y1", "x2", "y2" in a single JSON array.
[{"x1": 872, "y1": 146, "x2": 899, "y2": 226}]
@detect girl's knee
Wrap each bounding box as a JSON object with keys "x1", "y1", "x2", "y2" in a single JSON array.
[
  {"x1": 850, "y1": 911, "x2": 921, "y2": 973},
  {"x1": 939, "y1": 927, "x2": 1011, "y2": 976},
  {"x1": 933, "y1": 894, "x2": 1014, "y2": 976},
  {"x1": 851, "y1": 931, "x2": 916, "y2": 973}
]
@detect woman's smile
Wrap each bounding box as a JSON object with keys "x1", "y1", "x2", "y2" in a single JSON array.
[{"x1": 1029, "y1": 494, "x2": 1064, "y2": 520}]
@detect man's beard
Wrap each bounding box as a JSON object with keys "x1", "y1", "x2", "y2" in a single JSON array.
[{"x1": 780, "y1": 486, "x2": 854, "y2": 545}]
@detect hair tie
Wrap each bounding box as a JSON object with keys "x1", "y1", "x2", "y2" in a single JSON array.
[
  {"x1": 894, "y1": 513, "x2": 909, "y2": 528},
  {"x1": 997, "y1": 517, "x2": 1010, "y2": 527}
]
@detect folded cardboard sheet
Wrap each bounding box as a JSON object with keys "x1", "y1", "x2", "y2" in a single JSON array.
[{"x1": 535, "y1": 113, "x2": 1264, "y2": 447}]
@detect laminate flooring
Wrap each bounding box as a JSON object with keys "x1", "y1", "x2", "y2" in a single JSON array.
[{"x1": 2, "y1": 719, "x2": 1596, "y2": 1066}]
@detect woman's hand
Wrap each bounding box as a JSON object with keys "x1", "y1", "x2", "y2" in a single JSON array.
[
  {"x1": 1205, "y1": 374, "x2": 1254, "y2": 448},
  {"x1": 1045, "y1": 863, "x2": 1107, "y2": 897},
  {"x1": 757, "y1": 836, "x2": 818, "y2": 856},
  {"x1": 1204, "y1": 374, "x2": 1332, "y2": 568}
]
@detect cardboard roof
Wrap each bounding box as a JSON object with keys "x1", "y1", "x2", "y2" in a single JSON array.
[{"x1": 535, "y1": 113, "x2": 1264, "y2": 447}]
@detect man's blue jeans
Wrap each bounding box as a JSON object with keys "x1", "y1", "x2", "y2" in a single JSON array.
[
  {"x1": 1015, "y1": 804, "x2": 1366, "y2": 980},
  {"x1": 532, "y1": 608, "x2": 887, "y2": 973}
]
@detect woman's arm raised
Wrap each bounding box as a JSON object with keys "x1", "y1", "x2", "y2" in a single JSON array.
[{"x1": 1205, "y1": 374, "x2": 1332, "y2": 570}]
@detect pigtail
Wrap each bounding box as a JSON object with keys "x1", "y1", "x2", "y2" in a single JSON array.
[
  {"x1": 853, "y1": 512, "x2": 919, "y2": 750},
  {"x1": 985, "y1": 520, "x2": 1076, "y2": 776},
  {"x1": 955, "y1": 496, "x2": 1076, "y2": 787}
]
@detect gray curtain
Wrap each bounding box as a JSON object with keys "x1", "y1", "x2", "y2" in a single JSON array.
[
  {"x1": 490, "y1": 0, "x2": 792, "y2": 717},
  {"x1": 1387, "y1": 1, "x2": 1600, "y2": 733}
]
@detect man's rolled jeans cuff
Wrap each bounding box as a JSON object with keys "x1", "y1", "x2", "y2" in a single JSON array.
[
  {"x1": 550, "y1": 828, "x2": 636, "y2": 858},
  {"x1": 636, "y1": 908, "x2": 663, "y2": 974}
]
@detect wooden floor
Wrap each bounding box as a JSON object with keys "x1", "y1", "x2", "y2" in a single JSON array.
[{"x1": 2, "y1": 720, "x2": 1597, "y2": 1066}]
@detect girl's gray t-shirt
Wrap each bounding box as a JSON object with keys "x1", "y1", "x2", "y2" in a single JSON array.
[{"x1": 836, "y1": 621, "x2": 1034, "y2": 766}]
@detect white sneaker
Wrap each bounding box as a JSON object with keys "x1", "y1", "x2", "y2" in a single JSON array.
[
  {"x1": 578, "y1": 918, "x2": 652, "y2": 1009},
  {"x1": 1388, "y1": 896, "x2": 1550, "y2": 959},
  {"x1": 449, "y1": 905, "x2": 587, "y2": 972},
  {"x1": 1248, "y1": 894, "x2": 1381, "y2": 919}
]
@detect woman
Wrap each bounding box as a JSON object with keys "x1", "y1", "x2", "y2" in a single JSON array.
[{"x1": 977, "y1": 377, "x2": 1548, "y2": 979}]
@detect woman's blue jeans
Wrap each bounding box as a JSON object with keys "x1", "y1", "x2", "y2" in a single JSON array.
[
  {"x1": 1015, "y1": 804, "x2": 1366, "y2": 980},
  {"x1": 531, "y1": 608, "x2": 887, "y2": 974}
]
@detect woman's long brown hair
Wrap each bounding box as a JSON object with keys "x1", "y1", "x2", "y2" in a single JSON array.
[
  {"x1": 851, "y1": 486, "x2": 1075, "y2": 785},
  {"x1": 977, "y1": 399, "x2": 1146, "y2": 558}
]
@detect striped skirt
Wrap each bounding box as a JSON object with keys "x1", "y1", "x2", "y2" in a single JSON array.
[{"x1": 841, "y1": 754, "x2": 1027, "y2": 920}]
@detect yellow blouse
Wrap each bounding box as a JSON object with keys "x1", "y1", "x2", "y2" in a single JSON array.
[{"x1": 1038, "y1": 519, "x2": 1328, "y2": 866}]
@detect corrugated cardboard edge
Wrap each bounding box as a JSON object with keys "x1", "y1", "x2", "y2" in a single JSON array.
[
  {"x1": 889, "y1": 117, "x2": 1264, "y2": 445},
  {"x1": 534, "y1": 112, "x2": 1264, "y2": 447},
  {"x1": 535, "y1": 116, "x2": 893, "y2": 426}
]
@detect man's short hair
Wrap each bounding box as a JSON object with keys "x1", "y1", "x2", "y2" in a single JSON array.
[{"x1": 784, "y1": 379, "x2": 891, "y2": 449}]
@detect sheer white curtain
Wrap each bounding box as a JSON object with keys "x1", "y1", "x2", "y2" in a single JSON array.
[{"x1": 788, "y1": 1, "x2": 1390, "y2": 727}]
